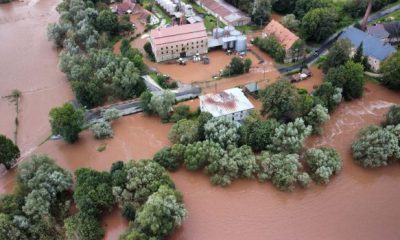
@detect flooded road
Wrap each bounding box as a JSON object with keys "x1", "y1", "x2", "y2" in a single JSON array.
[{"x1": 0, "y1": 0, "x2": 73, "y2": 155}]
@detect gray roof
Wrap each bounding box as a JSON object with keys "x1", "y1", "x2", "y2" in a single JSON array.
[
  {"x1": 383, "y1": 21, "x2": 400, "y2": 38},
  {"x1": 367, "y1": 24, "x2": 389, "y2": 39},
  {"x1": 340, "y1": 27, "x2": 396, "y2": 61}
]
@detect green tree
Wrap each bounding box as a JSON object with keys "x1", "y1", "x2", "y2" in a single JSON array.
[
  {"x1": 313, "y1": 82, "x2": 343, "y2": 112},
  {"x1": 304, "y1": 104, "x2": 330, "y2": 134},
  {"x1": 381, "y1": 51, "x2": 400, "y2": 90},
  {"x1": 352, "y1": 125, "x2": 400, "y2": 168},
  {"x1": 384, "y1": 105, "x2": 400, "y2": 126},
  {"x1": 139, "y1": 91, "x2": 153, "y2": 114},
  {"x1": 204, "y1": 117, "x2": 239, "y2": 148},
  {"x1": 153, "y1": 147, "x2": 182, "y2": 171},
  {"x1": 321, "y1": 39, "x2": 352, "y2": 73},
  {"x1": 253, "y1": 36, "x2": 286, "y2": 63},
  {"x1": 90, "y1": 120, "x2": 113, "y2": 139},
  {"x1": 170, "y1": 105, "x2": 191, "y2": 123},
  {"x1": 273, "y1": 0, "x2": 296, "y2": 13},
  {"x1": 250, "y1": 0, "x2": 272, "y2": 26},
  {"x1": 301, "y1": 8, "x2": 338, "y2": 43},
  {"x1": 49, "y1": 103, "x2": 84, "y2": 143},
  {"x1": 169, "y1": 119, "x2": 199, "y2": 145},
  {"x1": 281, "y1": 14, "x2": 300, "y2": 32},
  {"x1": 183, "y1": 140, "x2": 225, "y2": 171},
  {"x1": 239, "y1": 119, "x2": 280, "y2": 152},
  {"x1": 0, "y1": 213, "x2": 28, "y2": 240},
  {"x1": 64, "y1": 214, "x2": 104, "y2": 240},
  {"x1": 353, "y1": 42, "x2": 364, "y2": 64},
  {"x1": 305, "y1": 147, "x2": 342, "y2": 184},
  {"x1": 294, "y1": 0, "x2": 332, "y2": 18},
  {"x1": 257, "y1": 152, "x2": 302, "y2": 191},
  {"x1": 134, "y1": 186, "x2": 187, "y2": 239},
  {"x1": 0, "y1": 135, "x2": 20, "y2": 169},
  {"x1": 149, "y1": 91, "x2": 176, "y2": 121},
  {"x1": 197, "y1": 112, "x2": 213, "y2": 141},
  {"x1": 297, "y1": 172, "x2": 311, "y2": 188},
  {"x1": 96, "y1": 9, "x2": 119, "y2": 34},
  {"x1": 144, "y1": 42, "x2": 155, "y2": 61}
]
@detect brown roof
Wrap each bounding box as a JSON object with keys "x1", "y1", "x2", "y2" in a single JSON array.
[
  {"x1": 263, "y1": 20, "x2": 299, "y2": 50},
  {"x1": 150, "y1": 23, "x2": 207, "y2": 46}
]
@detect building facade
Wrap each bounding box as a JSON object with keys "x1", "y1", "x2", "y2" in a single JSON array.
[
  {"x1": 199, "y1": 88, "x2": 254, "y2": 123},
  {"x1": 149, "y1": 23, "x2": 208, "y2": 62}
]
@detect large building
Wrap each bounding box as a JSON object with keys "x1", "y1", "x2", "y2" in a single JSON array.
[
  {"x1": 199, "y1": 88, "x2": 254, "y2": 123},
  {"x1": 340, "y1": 27, "x2": 396, "y2": 72},
  {"x1": 367, "y1": 22, "x2": 400, "y2": 44},
  {"x1": 149, "y1": 23, "x2": 208, "y2": 62},
  {"x1": 262, "y1": 20, "x2": 302, "y2": 63},
  {"x1": 196, "y1": 0, "x2": 250, "y2": 27}
]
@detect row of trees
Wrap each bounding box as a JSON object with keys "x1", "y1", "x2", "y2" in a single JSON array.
[
  {"x1": 222, "y1": 57, "x2": 252, "y2": 77},
  {"x1": 0, "y1": 154, "x2": 187, "y2": 239},
  {"x1": 352, "y1": 105, "x2": 400, "y2": 168},
  {"x1": 157, "y1": 108, "x2": 342, "y2": 191},
  {"x1": 48, "y1": 0, "x2": 145, "y2": 108},
  {"x1": 253, "y1": 36, "x2": 286, "y2": 63}
]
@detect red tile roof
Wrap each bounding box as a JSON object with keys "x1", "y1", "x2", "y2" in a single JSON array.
[
  {"x1": 150, "y1": 23, "x2": 207, "y2": 46},
  {"x1": 263, "y1": 20, "x2": 299, "y2": 50}
]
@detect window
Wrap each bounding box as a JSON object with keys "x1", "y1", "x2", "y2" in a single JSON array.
[
  {"x1": 161, "y1": 47, "x2": 163, "y2": 50},
  {"x1": 166, "y1": 46, "x2": 168, "y2": 49}
]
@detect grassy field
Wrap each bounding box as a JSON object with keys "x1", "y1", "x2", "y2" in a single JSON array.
[{"x1": 182, "y1": 0, "x2": 225, "y2": 31}]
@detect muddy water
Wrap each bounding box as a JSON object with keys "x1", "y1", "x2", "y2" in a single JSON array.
[
  {"x1": 294, "y1": 66, "x2": 324, "y2": 92},
  {"x1": 0, "y1": 0, "x2": 73, "y2": 156}
]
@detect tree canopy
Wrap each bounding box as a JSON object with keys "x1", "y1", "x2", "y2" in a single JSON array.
[
  {"x1": 0, "y1": 135, "x2": 20, "y2": 169},
  {"x1": 49, "y1": 103, "x2": 84, "y2": 143}
]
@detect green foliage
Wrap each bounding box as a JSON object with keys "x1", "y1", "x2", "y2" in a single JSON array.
[
  {"x1": 169, "y1": 119, "x2": 199, "y2": 145},
  {"x1": 239, "y1": 119, "x2": 280, "y2": 152},
  {"x1": 0, "y1": 213, "x2": 28, "y2": 240},
  {"x1": 223, "y1": 57, "x2": 252, "y2": 76},
  {"x1": 268, "y1": 118, "x2": 312, "y2": 153},
  {"x1": 257, "y1": 152, "x2": 302, "y2": 191},
  {"x1": 250, "y1": 0, "x2": 272, "y2": 25},
  {"x1": 305, "y1": 147, "x2": 342, "y2": 184},
  {"x1": 321, "y1": 39, "x2": 352, "y2": 73},
  {"x1": 153, "y1": 147, "x2": 182, "y2": 171},
  {"x1": 112, "y1": 160, "x2": 174, "y2": 209},
  {"x1": 313, "y1": 82, "x2": 343, "y2": 112},
  {"x1": 204, "y1": 117, "x2": 239, "y2": 148},
  {"x1": 281, "y1": 14, "x2": 300, "y2": 32},
  {"x1": 381, "y1": 51, "x2": 400, "y2": 90},
  {"x1": 96, "y1": 9, "x2": 119, "y2": 34},
  {"x1": 295, "y1": 0, "x2": 332, "y2": 18},
  {"x1": 197, "y1": 112, "x2": 213, "y2": 141},
  {"x1": 183, "y1": 140, "x2": 225, "y2": 171},
  {"x1": 120, "y1": 39, "x2": 145, "y2": 72},
  {"x1": 297, "y1": 172, "x2": 311, "y2": 188},
  {"x1": 273, "y1": 0, "x2": 296, "y2": 13},
  {"x1": 384, "y1": 105, "x2": 400, "y2": 126},
  {"x1": 49, "y1": 103, "x2": 84, "y2": 143},
  {"x1": 253, "y1": 36, "x2": 286, "y2": 63},
  {"x1": 304, "y1": 104, "x2": 330, "y2": 134},
  {"x1": 64, "y1": 214, "x2": 104, "y2": 240},
  {"x1": 134, "y1": 185, "x2": 187, "y2": 239},
  {"x1": 0, "y1": 135, "x2": 20, "y2": 169},
  {"x1": 73, "y1": 168, "x2": 114, "y2": 217},
  {"x1": 170, "y1": 105, "x2": 191, "y2": 123},
  {"x1": 144, "y1": 42, "x2": 156, "y2": 61},
  {"x1": 325, "y1": 61, "x2": 365, "y2": 100},
  {"x1": 352, "y1": 125, "x2": 400, "y2": 168},
  {"x1": 301, "y1": 8, "x2": 338, "y2": 43},
  {"x1": 260, "y1": 80, "x2": 300, "y2": 122},
  {"x1": 205, "y1": 145, "x2": 258, "y2": 186},
  {"x1": 90, "y1": 120, "x2": 113, "y2": 139},
  {"x1": 102, "y1": 107, "x2": 122, "y2": 122},
  {"x1": 139, "y1": 91, "x2": 153, "y2": 114},
  {"x1": 149, "y1": 91, "x2": 176, "y2": 121}
]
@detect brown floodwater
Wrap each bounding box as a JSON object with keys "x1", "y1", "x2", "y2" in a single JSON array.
[
  {"x1": 2, "y1": 0, "x2": 400, "y2": 239},
  {"x1": 0, "y1": 0, "x2": 73, "y2": 156}
]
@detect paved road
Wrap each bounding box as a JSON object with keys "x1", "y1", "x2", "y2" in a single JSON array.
[{"x1": 278, "y1": 3, "x2": 400, "y2": 74}]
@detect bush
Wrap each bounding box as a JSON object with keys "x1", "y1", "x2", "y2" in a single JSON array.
[
  {"x1": 183, "y1": 140, "x2": 224, "y2": 171},
  {"x1": 0, "y1": 135, "x2": 20, "y2": 169},
  {"x1": 305, "y1": 147, "x2": 342, "y2": 184},
  {"x1": 239, "y1": 119, "x2": 280, "y2": 152},
  {"x1": 65, "y1": 214, "x2": 104, "y2": 240},
  {"x1": 90, "y1": 121, "x2": 113, "y2": 139},
  {"x1": 168, "y1": 119, "x2": 199, "y2": 145},
  {"x1": 297, "y1": 172, "x2": 311, "y2": 188},
  {"x1": 352, "y1": 125, "x2": 400, "y2": 168},
  {"x1": 381, "y1": 51, "x2": 400, "y2": 90},
  {"x1": 253, "y1": 36, "x2": 286, "y2": 63},
  {"x1": 102, "y1": 108, "x2": 122, "y2": 122},
  {"x1": 204, "y1": 117, "x2": 239, "y2": 148},
  {"x1": 384, "y1": 105, "x2": 400, "y2": 126},
  {"x1": 144, "y1": 42, "x2": 155, "y2": 61},
  {"x1": 170, "y1": 105, "x2": 191, "y2": 123},
  {"x1": 49, "y1": 103, "x2": 84, "y2": 143},
  {"x1": 257, "y1": 152, "x2": 302, "y2": 191},
  {"x1": 153, "y1": 147, "x2": 182, "y2": 171}
]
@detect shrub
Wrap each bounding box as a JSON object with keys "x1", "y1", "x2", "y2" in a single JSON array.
[
  {"x1": 49, "y1": 103, "x2": 84, "y2": 143},
  {"x1": 305, "y1": 147, "x2": 342, "y2": 184},
  {"x1": 90, "y1": 121, "x2": 113, "y2": 139},
  {"x1": 153, "y1": 147, "x2": 182, "y2": 171},
  {"x1": 0, "y1": 135, "x2": 20, "y2": 169},
  {"x1": 183, "y1": 140, "x2": 224, "y2": 171},
  {"x1": 297, "y1": 172, "x2": 311, "y2": 188},
  {"x1": 170, "y1": 105, "x2": 191, "y2": 123},
  {"x1": 102, "y1": 108, "x2": 122, "y2": 122},
  {"x1": 168, "y1": 119, "x2": 199, "y2": 145},
  {"x1": 384, "y1": 105, "x2": 400, "y2": 126},
  {"x1": 204, "y1": 117, "x2": 239, "y2": 148}
]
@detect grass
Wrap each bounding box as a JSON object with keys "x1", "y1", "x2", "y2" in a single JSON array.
[
  {"x1": 373, "y1": 9, "x2": 400, "y2": 23},
  {"x1": 236, "y1": 25, "x2": 263, "y2": 33}
]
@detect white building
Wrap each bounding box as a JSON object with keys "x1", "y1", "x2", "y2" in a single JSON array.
[{"x1": 199, "y1": 88, "x2": 254, "y2": 122}]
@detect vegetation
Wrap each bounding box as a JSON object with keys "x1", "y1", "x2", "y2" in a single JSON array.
[
  {"x1": 224, "y1": 0, "x2": 273, "y2": 26},
  {"x1": 253, "y1": 36, "x2": 286, "y2": 63},
  {"x1": 49, "y1": 103, "x2": 84, "y2": 143},
  {"x1": 313, "y1": 82, "x2": 343, "y2": 113},
  {"x1": 381, "y1": 51, "x2": 400, "y2": 90},
  {"x1": 321, "y1": 39, "x2": 352, "y2": 73},
  {"x1": 90, "y1": 108, "x2": 122, "y2": 139},
  {"x1": 383, "y1": 105, "x2": 400, "y2": 126},
  {"x1": 169, "y1": 119, "x2": 199, "y2": 145},
  {"x1": 144, "y1": 42, "x2": 156, "y2": 62},
  {"x1": 153, "y1": 147, "x2": 182, "y2": 171},
  {"x1": 204, "y1": 117, "x2": 240, "y2": 148},
  {"x1": 0, "y1": 135, "x2": 20, "y2": 169},
  {"x1": 281, "y1": 14, "x2": 300, "y2": 32},
  {"x1": 149, "y1": 91, "x2": 176, "y2": 122},
  {"x1": 0, "y1": 155, "x2": 72, "y2": 239},
  {"x1": 222, "y1": 57, "x2": 252, "y2": 77},
  {"x1": 305, "y1": 147, "x2": 342, "y2": 184},
  {"x1": 301, "y1": 8, "x2": 338, "y2": 43}
]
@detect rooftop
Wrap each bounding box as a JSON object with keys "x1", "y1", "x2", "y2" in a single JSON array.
[
  {"x1": 199, "y1": 0, "x2": 250, "y2": 24},
  {"x1": 150, "y1": 23, "x2": 207, "y2": 46},
  {"x1": 263, "y1": 20, "x2": 299, "y2": 50},
  {"x1": 367, "y1": 24, "x2": 390, "y2": 39},
  {"x1": 340, "y1": 27, "x2": 396, "y2": 61},
  {"x1": 199, "y1": 88, "x2": 254, "y2": 117},
  {"x1": 383, "y1": 21, "x2": 400, "y2": 38}
]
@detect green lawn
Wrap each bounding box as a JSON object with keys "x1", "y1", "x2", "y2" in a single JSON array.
[{"x1": 373, "y1": 10, "x2": 400, "y2": 23}]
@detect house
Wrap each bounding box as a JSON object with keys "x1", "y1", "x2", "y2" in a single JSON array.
[
  {"x1": 367, "y1": 22, "x2": 400, "y2": 44},
  {"x1": 196, "y1": 0, "x2": 251, "y2": 27},
  {"x1": 262, "y1": 20, "x2": 303, "y2": 63},
  {"x1": 149, "y1": 22, "x2": 208, "y2": 62},
  {"x1": 340, "y1": 27, "x2": 396, "y2": 72},
  {"x1": 199, "y1": 88, "x2": 254, "y2": 123}
]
